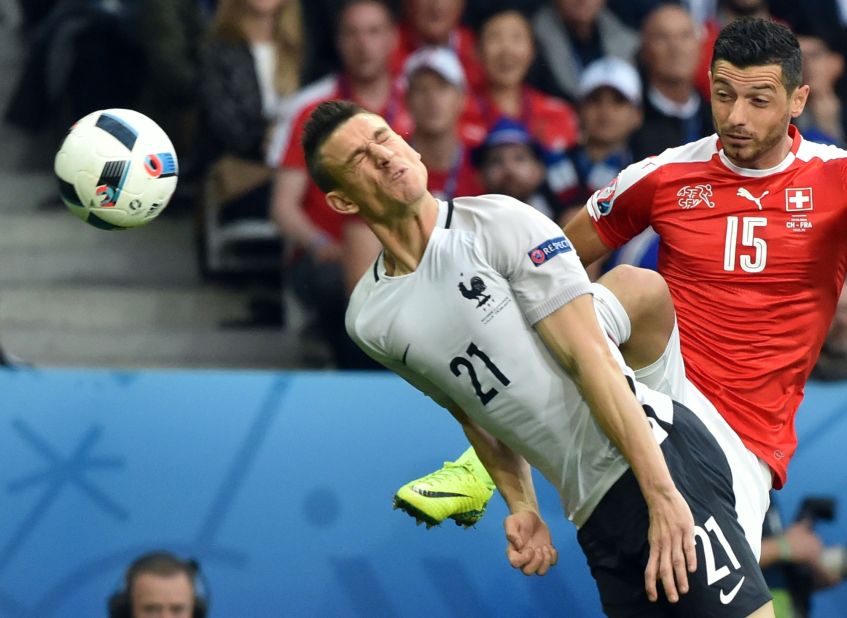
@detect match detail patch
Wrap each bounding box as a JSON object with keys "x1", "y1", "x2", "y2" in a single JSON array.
[{"x1": 527, "y1": 236, "x2": 572, "y2": 267}]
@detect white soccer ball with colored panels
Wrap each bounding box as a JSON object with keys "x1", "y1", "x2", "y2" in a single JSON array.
[{"x1": 54, "y1": 108, "x2": 178, "y2": 229}]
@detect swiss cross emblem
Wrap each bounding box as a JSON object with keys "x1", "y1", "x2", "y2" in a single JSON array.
[{"x1": 785, "y1": 187, "x2": 813, "y2": 212}]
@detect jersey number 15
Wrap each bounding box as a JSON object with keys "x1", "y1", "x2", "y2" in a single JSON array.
[{"x1": 723, "y1": 216, "x2": 767, "y2": 273}]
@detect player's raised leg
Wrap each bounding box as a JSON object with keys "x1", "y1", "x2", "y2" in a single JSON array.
[{"x1": 393, "y1": 446, "x2": 495, "y2": 527}]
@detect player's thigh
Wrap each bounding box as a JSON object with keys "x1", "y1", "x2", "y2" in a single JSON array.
[
  {"x1": 679, "y1": 383, "x2": 771, "y2": 559},
  {"x1": 663, "y1": 404, "x2": 772, "y2": 617},
  {"x1": 632, "y1": 319, "x2": 687, "y2": 400},
  {"x1": 578, "y1": 403, "x2": 772, "y2": 618}
]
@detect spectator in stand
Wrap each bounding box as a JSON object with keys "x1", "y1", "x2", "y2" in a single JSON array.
[
  {"x1": 107, "y1": 552, "x2": 207, "y2": 618},
  {"x1": 137, "y1": 0, "x2": 209, "y2": 165},
  {"x1": 392, "y1": 0, "x2": 485, "y2": 91},
  {"x1": 403, "y1": 48, "x2": 483, "y2": 201},
  {"x1": 268, "y1": 0, "x2": 411, "y2": 368},
  {"x1": 794, "y1": 31, "x2": 846, "y2": 147},
  {"x1": 342, "y1": 46, "x2": 484, "y2": 293},
  {"x1": 606, "y1": 0, "x2": 718, "y2": 30},
  {"x1": 472, "y1": 117, "x2": 568, "y2": 224},
  {"x1": 630, "y1": 4, "x2": 712, "y2": 159},
  {"x1": 549, "y1": 56, "x2": 655, "y2": 274},
  {"x1": 198, "y1": 0, "x2": 304, "y2": 222},
  {"x1": 530, "y1": 0, "x2": 639, "y2": 103},
  {"x1": 468, "y1": 9, "x2": 580, "y2": 155},
  {"x1": 552, "y1": 57, "x2": 641, "y2": 212},
  {"x1": 5, "y1": 0, "x2": 143, "y2": 136}
]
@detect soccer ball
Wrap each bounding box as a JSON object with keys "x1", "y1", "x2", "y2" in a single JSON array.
[{"x1": 54, "y1": 108, "x2": 178, "y2": 230}]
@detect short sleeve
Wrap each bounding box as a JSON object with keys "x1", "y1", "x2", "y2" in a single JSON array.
[
  {"x1": 585, "y1": 158, "x2": 661, "y2": 249},
  {"x1": 469, "y1": 195, "x2": 592, "y2": 325}
]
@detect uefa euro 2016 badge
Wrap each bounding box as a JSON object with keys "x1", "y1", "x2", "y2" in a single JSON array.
[{"x1": 785, "y1": 187, "x2": 814, "y2": 233}]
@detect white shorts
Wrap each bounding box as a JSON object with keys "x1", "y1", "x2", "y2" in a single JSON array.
[{"x1": 592, "y1": 282, "x2": 773, "y2": 559}]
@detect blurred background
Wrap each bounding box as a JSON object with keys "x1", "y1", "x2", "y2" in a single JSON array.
[{"x1": 1, "y1": 0, "x2": 847, "y2": 616}]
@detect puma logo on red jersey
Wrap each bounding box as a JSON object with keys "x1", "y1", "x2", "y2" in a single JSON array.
[
  {"x1": 677, "y1": 184, "x2": 715, "y2": 209},
  {"x1": 737, "y1": 188, "x2": 769, "y2": 210}
]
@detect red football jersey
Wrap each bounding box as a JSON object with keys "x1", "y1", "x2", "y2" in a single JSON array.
[
  {"x1": 465, "y1": 86, "x2": 581, "y2": 154},
  {"x1": 392, "y1": 24, "x2": 485, "y2": 92},
  {"x1": 587, "y1": 126, "x2": 847, "y2": 487},
  {"x1": 424, "y1": 145, "x2": 483, "y2": 200},
  {"x1": 271, "y1": 74, "x2": 413, "y2": 242}
]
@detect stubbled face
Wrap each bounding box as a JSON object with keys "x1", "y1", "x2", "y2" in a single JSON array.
[
  {"x1": 322, "y1": 113, "x2": 428, "y2": 216},
  {"x1": 710, "y1": 60, "x2": 808, "y2": 169},
  {"x1": 406, "y1": 0, "x2": 464, "y2": 44},
  {"x1": 131, "y1": 573, "x2": 195, "y2": 618},
  {"x1": 640, "y1": 5, "x2": 700, "y2": 84},
  {"x1": 337, "y1": 2, "x2": 397, "y2": 82},
  {"x1": 580, "y1": 87, "x2": 641, "y2": 147},
  {"x1": 479, "y1": 11, "x2": 534, "y2": 89},
  {"x1": 480, "y1": 143, "x2": 544, "y2": 202},
  {"x1": 406, "y1": 70, "x2": 464, "y2": 136}
]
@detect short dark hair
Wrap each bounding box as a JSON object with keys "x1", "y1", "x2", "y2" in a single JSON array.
[
  {"x1": 301, "y1": 99, "x2": 366, "y2": 193},
  {"x1": 711, "y1": 18, "x2": 802, "y2": 92},
  {"x1": 125, "y1": 552, "x2": 197, "y2": 596}
]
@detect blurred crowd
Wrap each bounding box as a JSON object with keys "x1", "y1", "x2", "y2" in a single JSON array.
[{"x1": 4, "y1": 0, "x2": 847, "y2": 372}]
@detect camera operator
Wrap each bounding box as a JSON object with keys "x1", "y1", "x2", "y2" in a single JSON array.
[{"x1": 760, "y1": 495, "x2": 846, "y2": 617}]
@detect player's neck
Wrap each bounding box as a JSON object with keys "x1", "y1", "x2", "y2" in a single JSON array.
[
  {"x1": 726, "y1": 133, "x2": 794, "y2": 170},
  {"x1": 487, "y1": 83, "x2": 523, "y2": 117},
  {"x1": 374, "y1": 193, "x2": 440, "y2": 276},
  {"x1": 412, "y1": 133, "x2": 460, "y2": 171}
]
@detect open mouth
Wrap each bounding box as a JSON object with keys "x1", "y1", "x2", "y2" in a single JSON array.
[{"x1": 391, "y1": 167, "x2": 407, "y2": 181}]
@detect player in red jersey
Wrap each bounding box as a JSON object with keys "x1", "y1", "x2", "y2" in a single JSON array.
[
  {"x1": 565, "y1": 17, "x2": 839, "y2": 491},
  {"x1": 394, "y1": 15, "x2": 841, "y2": 587}
]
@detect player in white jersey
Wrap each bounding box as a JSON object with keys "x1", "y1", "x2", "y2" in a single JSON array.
[{"x1": 301, "y1": 99, "x2": 773, "y2": 616}]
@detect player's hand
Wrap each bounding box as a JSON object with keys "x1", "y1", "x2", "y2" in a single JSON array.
[
  {"x1": 504, "y1": 510, "x2": 558, "y2": 576},
  {"x1": 644, "y1": 486, "x2": 696, "y2": 603}
]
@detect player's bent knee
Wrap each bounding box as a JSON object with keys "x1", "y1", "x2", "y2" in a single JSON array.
[{"x1": 598, "y1": 266, "x2": 672, "y2": 324}]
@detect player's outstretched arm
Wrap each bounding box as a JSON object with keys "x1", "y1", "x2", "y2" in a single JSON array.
[
  {"x1": 534, "y1": 295, "x2": 696, "y2": 603},
  {"x1": 562, "y1": 207, "x2": 612, "y2": 268},
  {"x1": 447, "y1": 404, "x2": 557, "y2": 576}
]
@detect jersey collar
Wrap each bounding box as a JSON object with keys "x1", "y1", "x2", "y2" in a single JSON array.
[
  {"x1": 374, "y1": 198, "x2": 455, "y2": 282},
  {"x1": 716, "y1": 125, "x2": 802, "y2": 177},
  {"x1": 434, "y1": 198, "x2": 455, "y2": 229}
]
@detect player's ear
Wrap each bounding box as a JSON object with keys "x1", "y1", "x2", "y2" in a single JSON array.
[
  {"x1": 325, "y1": 191, "x2": 360, "y2": 215},
  {"x1": 789, "y1": 84, "x2": 810, "y2": 119}
]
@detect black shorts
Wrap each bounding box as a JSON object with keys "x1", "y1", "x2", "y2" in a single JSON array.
[{"x1": 577, "y1": 401, "x2": 772, "y2": 617}]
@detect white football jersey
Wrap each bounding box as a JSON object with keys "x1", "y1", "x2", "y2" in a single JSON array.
[{"x1": 347, "y1": 195, "x2": 674, "y2": 526}]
